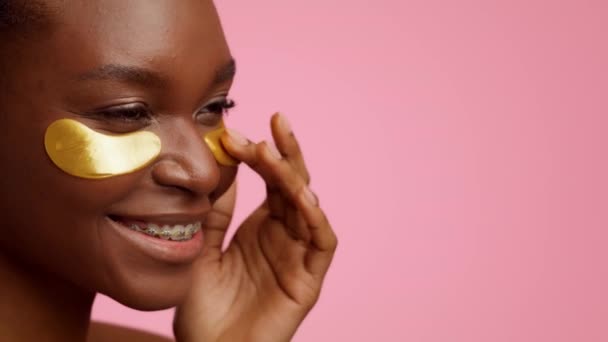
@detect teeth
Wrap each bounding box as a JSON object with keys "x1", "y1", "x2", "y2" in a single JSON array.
[
  {"x1": 160, "y1": 230, "x2": 171, "y2": 240},
  {"x1": 125, "y1": 221, "x2": 201, "y2": 241}
]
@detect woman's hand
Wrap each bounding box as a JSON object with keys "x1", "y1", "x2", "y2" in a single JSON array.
[{"x1": 173, "y1": 113, "x2": 338, "y2": 342}]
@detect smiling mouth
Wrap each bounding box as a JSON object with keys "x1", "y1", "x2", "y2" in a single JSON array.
[{"x1": 109, "y1": 215, "x2": 202, "y2": 242}]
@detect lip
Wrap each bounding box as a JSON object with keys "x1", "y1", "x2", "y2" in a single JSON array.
[
  {"x1": 108, "y1": 211, "x2": 208, "y2": 225},
  {"x1": 105, "y1": 215, "x2": 204, "y2": 265}
]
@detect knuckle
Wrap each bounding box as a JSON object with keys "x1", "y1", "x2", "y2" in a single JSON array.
[
  {"x1": 303, "y1": 171, "x2": 311, "y2": 185},
  {"x1": 328, "y1": 230, "x2": 339, "y2": 250}
]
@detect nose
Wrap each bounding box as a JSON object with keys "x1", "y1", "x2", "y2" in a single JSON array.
[{"x1": 151, "y1": 119, "x2": 220, "y2": 196}]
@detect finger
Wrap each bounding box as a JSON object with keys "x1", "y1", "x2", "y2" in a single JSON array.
[
  {"x1": 283, "y1": 200, "x2": 310, "y2": 242},
  {"x1": 270, "y1": 113, "x2": 311, "y2": 184},
  {"x1": 221, "y1": 125, "x2": 305, "y2": 204},
  {"x1": 266, "y1": 182, "x2": 285, "y2": 220},
  {"x1": 295, "y1": 188, "x2": 338, "y2": 277},
  {"x1": 210, "y1": 177, "x2": 238, "y2": 216},
  {"x1": 226, "y1": 132, "x2": 337, "y2": 276},
  {"x1": 265, "y1": 142, "x2": 287, "y2": 220},
  {"x1": 220, "y1": 129, "x2": 264, "y2": 171},
  {"x1": 251, "y1": 140, "x2": 308, "y2": 203},
  {"x1": 223, "y1": 129, "x2": 335, "y2": 268},
  {"x1": 221, "y1": 131, "x2": 286, "y2": 219},
  {"x1": 201, "y1": 181, "x2": 237, "y2": 260},
  {"x1": 225, "y1": 133, "x2": 311, "y2": 225},
  {"x1": 201, "y1": 209, "x2": 232, "y2": 259}
]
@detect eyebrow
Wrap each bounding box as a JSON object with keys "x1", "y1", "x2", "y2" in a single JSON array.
[
  {"x1": 75, "y1": 58, "x2": 236, "y2": 88},
  {"x1": 214, "y1": 58, "x2": 236, "y2": 85}
]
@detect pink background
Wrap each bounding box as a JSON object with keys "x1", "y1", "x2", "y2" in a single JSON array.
[{"x1": 92, "y1": 0, "x2": 608, "y2": 341}]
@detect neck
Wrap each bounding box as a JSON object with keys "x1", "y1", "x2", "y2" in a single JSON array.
[{"x1": 0, "y1": 253, "x2": 95, "y2": 342}]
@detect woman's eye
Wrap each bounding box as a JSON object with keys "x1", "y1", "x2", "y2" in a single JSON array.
[
  {"x1": 94, "y1": 103, "x2": 152, "y2": 123},
  {"x1": 196, "y1": 98, "x2": 235, "y2": 126}
]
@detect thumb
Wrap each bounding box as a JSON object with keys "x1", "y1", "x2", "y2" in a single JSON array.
[{"x1": 201, "y1": 180, "x2": 237, "y2": 259}]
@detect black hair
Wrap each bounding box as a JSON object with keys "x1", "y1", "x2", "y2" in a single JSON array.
[
  {"x1": 0, "y1": 0, "x2": 52, "y2": 98},
  {"x1": 0, "y1": 0, "x2": 51, "y2": 32}
]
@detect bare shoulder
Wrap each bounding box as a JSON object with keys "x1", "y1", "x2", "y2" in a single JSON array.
[{"x1": 87, "y1": 321, "x2": 174, "y2": 342}]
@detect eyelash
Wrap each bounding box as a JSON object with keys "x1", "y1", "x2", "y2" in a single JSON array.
[
  {"x1": 201, "y1": 98, "x2": 236, "y2": 116},
  {"x1": 94, "y1": 98, "x2": 236, "y2": 124},
  {"x1": 95, "y1": 103, "x2": 151, "y2": 123}
]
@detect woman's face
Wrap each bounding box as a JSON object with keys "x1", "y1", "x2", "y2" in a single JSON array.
[{"x1": 0, "y1": 0, "x2": 236, "y2": 310}]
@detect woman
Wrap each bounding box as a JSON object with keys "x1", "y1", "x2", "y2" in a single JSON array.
[{"x1": 0, "y1": 0, "x2": 337, "y2": 341}]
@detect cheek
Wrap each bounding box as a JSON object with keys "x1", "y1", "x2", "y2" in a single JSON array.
[
  {"x1": 0, "y1": 107, "x2": 234, "y2": 301},
  {"x1": 203, "y1": 124, "x2": 239, "y2": 167},
  {"x1": 0, "y1": 110, "x2": 146, "y2": 221},
  {"x1": 0, "y1": 107, "x2": 131, "y2": 288},
  {"x1": 211, "y1": 165, "x2": 238, "y2": 202},
  {"x1": 0, "y1": 124, "x2": 143, "y2": 277}
]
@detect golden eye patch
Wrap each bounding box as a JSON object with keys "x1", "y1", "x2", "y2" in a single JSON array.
[
  {"x1": 203, "y1": 122, "x2": 239, "y2": 167},
  {"x1": 44, "y1": 119, "x2": 161, "y2": 179}
]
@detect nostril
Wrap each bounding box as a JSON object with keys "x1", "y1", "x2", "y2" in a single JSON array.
[{"x1": 150, "y1": 157, "x2": 220, "y2": 196}]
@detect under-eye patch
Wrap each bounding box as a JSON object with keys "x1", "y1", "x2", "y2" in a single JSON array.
[
  {"x1": 45, "y1": 119, "x2": 238, "y2": 179},
  {"x1": 203, "y1": 122, "x2": 239, "y2": 167},
  {"x1": 44, "y1": 119, "x2": 161, "y2": 179}
]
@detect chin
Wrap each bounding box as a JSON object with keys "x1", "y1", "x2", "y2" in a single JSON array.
[
  {"x1": 99, "y1": 262, "x2": 194, "y2": 311},
  {"x1": 110, "y1": 290, "x2": 188, "y2": 312}
]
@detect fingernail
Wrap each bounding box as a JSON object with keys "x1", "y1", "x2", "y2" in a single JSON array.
[
  {"x1": 277, "y1": 113, "x2": 292, "y2": 133},
  {"x1": 302, "y1": 186, "x2": 318, "y2": 206},
  {"x1": 266, "y1": 142, "x2": 283, "y2": 159},
  {"x1": 226, "y1": 128, "x2": 249, "y2": 145}
]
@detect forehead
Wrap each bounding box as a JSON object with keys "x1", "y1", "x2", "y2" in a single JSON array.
[{"x1": 46, "y1": 0, "x2": 230, "y2": 84}]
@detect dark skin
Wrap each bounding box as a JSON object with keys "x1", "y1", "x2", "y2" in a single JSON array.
[{"x1": 0, "y1": 1, "x2": 337, "y2": 341}]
